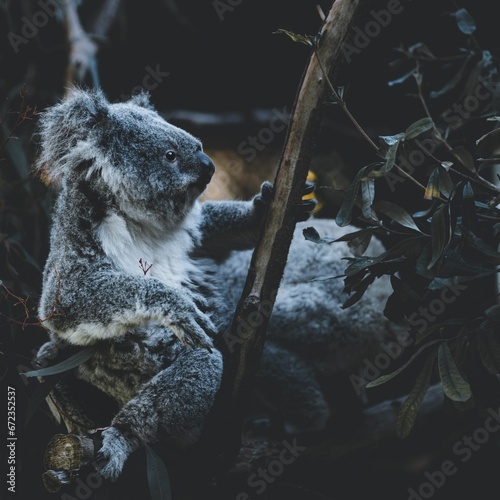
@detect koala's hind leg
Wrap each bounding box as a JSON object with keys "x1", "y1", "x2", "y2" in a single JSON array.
[
  {"x1": 255, "y1": 341, "x2": 330, "y2": 435},
  {"x1": 97, "y1": 346, "x2": 223, "y2": 481}
]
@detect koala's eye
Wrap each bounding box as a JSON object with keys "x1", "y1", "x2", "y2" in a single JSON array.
[{"x1": 165, "y1": 150, "x2": 177, "y2": 162}]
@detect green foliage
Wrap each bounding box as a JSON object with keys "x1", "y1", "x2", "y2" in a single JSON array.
[
  {"x1": 308, "y1": 7, "x2": 500, "y2": 431},
  {"x1": 145, "y1": 444, "x2": 173, "y2": 500}
]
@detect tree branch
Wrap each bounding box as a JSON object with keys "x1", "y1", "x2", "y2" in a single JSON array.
[{"x1": 215, "y1": 0, "x2": 364, "y2": 469}]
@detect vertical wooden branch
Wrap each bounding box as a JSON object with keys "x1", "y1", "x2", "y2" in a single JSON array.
[{"x1": 216, "y1": 0, "x2": 363, "y2": 466}]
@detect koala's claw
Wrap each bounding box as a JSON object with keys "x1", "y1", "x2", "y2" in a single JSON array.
[
  {"x1": 295, "y1": 181, "x2": 318, "y2": 221},
  {"x1": 253, "y1": 181, "x2": 274, "y2": 214},
  {"x1": 253, "y1": 180, "x2": 316, "y2": 221},
  {"x1": 303, "y1": 181, "x2": 315, "y2": 196},
  {"x1": 296, "y1": 198, "x2": 317, "y2": 222},
  {"x1": 169, "y1": 309, "x2": 216, "y2": 351},
  {"x1": 95, "y1": 427, "x2": 139, "y2": 482}
]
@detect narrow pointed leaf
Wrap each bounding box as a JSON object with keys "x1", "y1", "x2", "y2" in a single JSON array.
[
  {"x1": 23, "y1": 346, "x2": 98, "y2": 378},
  {"x1": 388, "y1": 69, "x2": 416, "y2": 87},
  {"x1": 438, "y1": 169, "x2": 455, "y2": 198},
  {"x1": 430, "y1": 55, "x2": 472, "y2": 99},
  {"x1": 347, "y1": 230, "x2": 374, "y2": 256},
  {"x1": 336, "y1": 166, "x2": 369, "y2": 226},
  {"x1": 145, "y1": 444, "x2": 172, "y2": 500},
  {"x1": 366, "y1": 340, "x2": 443, "y2": 388},
  {"x1": 478, "y1": 324, "x2": 500, "y2": 375},
  {"x1": 373, "y1": 200, "x2": 423, "y2": 233},
  {"x1": 397, "y1": 349, "x2": 437, "y2": 438},
  {"x1": 438, "y1": 342, "x2": 472, "y2": 402},
  {"x1": 303, "y1": 226, "x2": 336, "y2": 244},
  {"x1": 375, "y1": 134, "x2": 404, "y2": 175},
  {"x1": 451, "y1": 146, "x2": 475, "y2": 172},
  {"x1": 461, "y1": 182, "x2": 477, "y2": 229},
  {"x1": 404, "y1": 117, "x2": 434, "y2": 140},
  {"x1": 476, "y1": 128, "x2": 500, "y2": 156},
  {"x1": 361, "y1": 179, "x2": 376, "y2": 219},
  {"x1": 424, "y1": 168, "x2": 441, "y2": 200},
  {"x1": 342, "y1": 274, "x2": 376, "y2": 309},
  {"x1": 428, "y1": 204, "x2": 452, "y2": 269},
  {"x1": 452, "y1": 8, "x2": 476, "y2": 35},
  {"x1": 273, "y1": 29, "x2": 314, "y2": 46}
]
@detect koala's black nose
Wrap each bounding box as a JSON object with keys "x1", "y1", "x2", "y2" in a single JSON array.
[{"x1": 195, "y1": 150, "x2": 215, "y2": 178}]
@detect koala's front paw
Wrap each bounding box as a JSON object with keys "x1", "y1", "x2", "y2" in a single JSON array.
[
  {"x1": 253, "y1": 181, "x2": 274, "y2": 216},
  {"x1": 253, "y1": 180, "x2": 317, "y2": 222},
  {"x1": 96, "y1": 427, "x2": 139, "y2": 482},
  {"x1": 166, "y1": 293, "x2": 216, "y2": 351},
  {"x1": 296, "y1": 181, "x2": 318, "y2": 222}
]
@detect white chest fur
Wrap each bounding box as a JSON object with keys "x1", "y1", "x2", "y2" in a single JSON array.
[{"x1": 96, "y1": 210, "x2": 199, "y2": 287}]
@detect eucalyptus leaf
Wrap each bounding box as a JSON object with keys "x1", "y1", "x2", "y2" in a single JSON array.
[
  {"x1": 377, "y1": 133, "x2": 405, "y2": 160},
  {"x1": 303, "y1": 226, "x2": 337, "y2": 244},
  {"x1": 428, "y1": 273, "x2": 493, "y2": 290},
  {"x1": 438, "y1": 342, "x2": 472, "y2": 402},
  {"x1": 342, "y1": 274, "x2": 376, "y2": 309},
  {"x1": 451, "y1": 146, "x2": 475, "y2": 172},
  {"x1": 23, "y1": 346, "x2": 98, "y2": 378},
  {"x1": 347, "y1": 230, "x2": 374, "y2": 256},
  {"x1": 397, "y1": 349, "x2": 437, "y2": 438},
  {"x1": 438, "y1": 168, "x2": 455, "y2": 199},
  {"x1": 460, "y1": 226, "x2": 500, "y2": 262},
  {"x1": 478, "y1": 324, "x2": 500, "y2": 375},
  {"x1": 430, "y1": 55, "x2": 472, "y2": 99},
  {"x1": 451, "y1": 8, "x2": 476, "y2": 35},
  {"x1": 273, "y1": 29, "x2": 314, "y2": 46},
  {"x1": 388, "y1": 69, "x2": 416, "y2": 87},
  {"x1": 424, "y1": 168, "x2": 441, "y2": 201},
  {"x1": 476, "y1": 128, "x2": 500, "y2": 156},
  {"x1": 461, "y1": 181, "x2": 477, "y2": 229},
  {"x1": 361, "y1": 179, "x2": 376, "y2": 220},
  {"x1": 336, "y1": 165, "x2": 372, "y2": 226},
  {"x1": 145, "y1": 444, "x2": 172, "y2": 500},
  {"x1": 366, "y1": 340, "x2": 443, "y2": 388},
  {"x1": 372, "y1": 200, "x2": 423, "y2": 233},
  {"x1": 404, "y1": 117, "x2": 434, "y2": 141},
  {"x1": 428, "y1": 204, "x2": 452, "y2": 269}
]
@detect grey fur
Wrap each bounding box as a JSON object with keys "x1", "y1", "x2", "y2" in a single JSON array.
[{"x1": 34, "y1": 88, "x2": 403, "y2": 480}]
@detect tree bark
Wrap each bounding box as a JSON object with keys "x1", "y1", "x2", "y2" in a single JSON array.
[{"x1": 215, "y1": 0, "x2": 363, "y2": 470}]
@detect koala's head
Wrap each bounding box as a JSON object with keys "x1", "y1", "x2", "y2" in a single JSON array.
[{"x1": 34, "y1": 88, "x2": 215, "y2": 224}]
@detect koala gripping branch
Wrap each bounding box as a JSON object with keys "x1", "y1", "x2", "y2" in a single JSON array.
[{"x1": 216, "y1": 0, "x2": 363, "y2": 468}]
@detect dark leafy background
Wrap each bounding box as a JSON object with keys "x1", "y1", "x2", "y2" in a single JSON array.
[{"x1": 2, "y1": 1, "x2": 500, "y2": 499}]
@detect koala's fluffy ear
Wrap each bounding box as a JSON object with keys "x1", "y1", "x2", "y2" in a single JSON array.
[
  {"x1": 34, "y1": 87, "x2": 110, "y2": 185},
  {"x1": 129, "y1": 91, "x2": 155, "y2": 110}
]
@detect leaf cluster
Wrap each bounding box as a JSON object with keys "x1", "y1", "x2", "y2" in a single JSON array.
[{"x1": 307, "y1": 8, "x2": 500, "y2": 436}]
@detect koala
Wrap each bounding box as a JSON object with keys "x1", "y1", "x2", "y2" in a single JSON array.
[{"x1": 33, "y1": 88, "x2": 403, "y2": 485}]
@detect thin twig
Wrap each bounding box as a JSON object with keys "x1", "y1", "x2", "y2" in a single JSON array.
[{"x1": 314, "y1": 50, "x2": 427, "y2": 192}]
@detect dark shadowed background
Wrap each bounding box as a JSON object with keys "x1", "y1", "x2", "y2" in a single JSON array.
[{"x1": 1, "y1": 0, "x2": 500, "y2": 499}]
